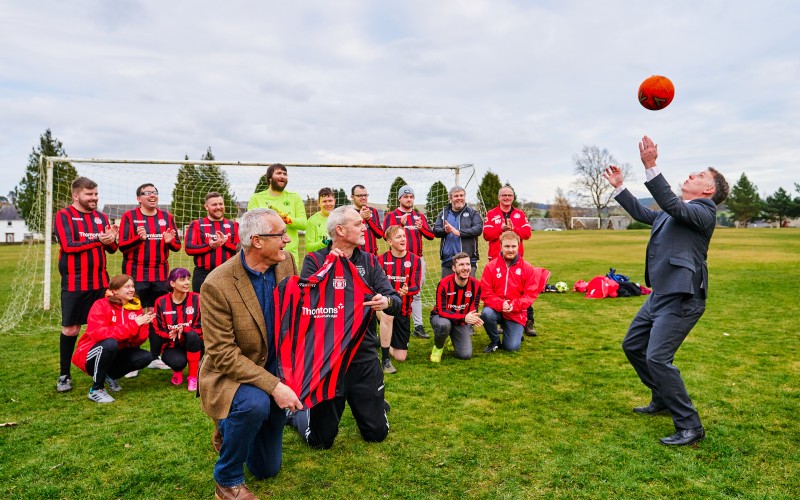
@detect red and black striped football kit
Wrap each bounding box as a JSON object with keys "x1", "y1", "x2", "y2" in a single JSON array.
[
  {"x1": 55, "y1": 206, "x2": 118, "y2": 291},
  {"x1": 184, "y1": 217, "x2": 240, "y2": 271},
  {"x1": 118, "y1": 208, "x2": 182, "y2": 282},
  {"x1": 359, "y1": 207, "x2": 384, "y2": 254},
  {"x1": 153, "y1": 292, "x2": 202, "y2": 351},
  {"x1": 432, "y1": 274, "x2": 482, "y2": 324},
  {"x1": 275, "y1": 254, "x2": 376, "y2": 409},
  {"x1": 377, "y1": 251, "x2": 421, "y2": 316},
  {"x1": 382, "y1": 208, "x2": 435, "y2": 257}
]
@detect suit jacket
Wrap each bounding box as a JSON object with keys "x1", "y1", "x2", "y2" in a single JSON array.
[
  {"x1": 615, "y1": 173, "x2": 716, "y2": 298},
  {"x1": 198, "y1": 251, "x2": 297, "y2": 420}
]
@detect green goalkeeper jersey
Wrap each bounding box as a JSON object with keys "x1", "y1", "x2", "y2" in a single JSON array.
[{"x1": 247, "y1": 189, "x2": 307, "y2": 263}]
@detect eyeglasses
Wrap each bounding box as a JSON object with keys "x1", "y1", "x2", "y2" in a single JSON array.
[
  {"x1": 353, "y1": 194, "x2": 369, "y2": 198},
  {"x1": 255, "y1": 231, "x2": 288, "y2": 239},
  {"x1": 140, "y1": 190, "x2": 159, "y2": 196}
]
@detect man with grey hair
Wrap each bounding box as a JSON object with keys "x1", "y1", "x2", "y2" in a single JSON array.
[
  {"x1": 199, "y1": 208, "x2": 303, "y2": 500},
  {"x1": 433, "y1": 185, "x2": 483, "y2": 278},
  {"x1": 288, "y1": 205, "x2": 401, "y2": 449}
]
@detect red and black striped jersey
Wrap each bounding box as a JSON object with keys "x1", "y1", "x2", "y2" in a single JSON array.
[
  {"x1": 275, "y1": 254, "x2": 375, "y2": 409},
  {"x1": 184, "y1": 217, "x2": 240, "y2": 271},
  {"x1": 358, "y1": 206, "x2": 384, "y2": 254},
  {"x1": 153, "y1": 291, "x2": 202, "y2": 351},
  {"x1": 118, "y1": 208, "x2": 181, "y2": 282},
  {"x1": 54, "y1": 206, "x2": 118, "y2": 291},
  {"x1": 377, "y1": 250, "x2": 421, "y2": 316},
  {"x1": 382, "y1": 208, "x2": 434, "y2": 257},
  {"x1": 432, "y1": 274, "x2": 482, "y2": 325}
]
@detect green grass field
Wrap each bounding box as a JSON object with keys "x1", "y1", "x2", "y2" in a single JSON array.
[{"x1": 1, "y1": 228, "x2": 798, "y2": 499}]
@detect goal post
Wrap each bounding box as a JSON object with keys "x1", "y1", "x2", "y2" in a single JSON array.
[{"x1": 4, "y1": 156, "x2": 485, "y2": 332}]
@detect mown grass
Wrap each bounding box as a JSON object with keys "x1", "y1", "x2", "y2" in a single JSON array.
[{"x1": 0, "y1": 228, "x2": 798, "y2": 499}]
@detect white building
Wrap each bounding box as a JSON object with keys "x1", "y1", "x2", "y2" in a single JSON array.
[{"x1": 0, "y1": 204, "x2": 40, "y2": 243}]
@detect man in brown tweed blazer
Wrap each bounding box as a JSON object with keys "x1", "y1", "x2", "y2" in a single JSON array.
[{"x1": 199, "y1": 208, "x2": 303, "y2": 500}]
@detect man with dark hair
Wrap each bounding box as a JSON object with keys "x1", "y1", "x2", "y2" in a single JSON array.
[
  {"x1": 483, "y1": 185, "x2": 537, "y2": 336},
  {"x1": 185, "y1": 191, "x2": 240, "y2": 292},
  {"x1": 248, "y1": 163, "x2": 307, "y2": 263},
  {"x1": 383, "y1": 185, "x2": 434, "y2": 339},
  {"x1": 54, "y1": 176, "x2": 118, "y2": 392},
  {"x1": 305, "y1": 187, "x2": 336, "y2": 253},
  {"x1": 429, "y1": 252, "x2": 482, "y2": 362},
  {"x1": 604, "y1": 135, "x2": 729, "y2": 447},
  {"x1": 118, "y1": 183, "x2": 181, "y2": 370},
  {"x1": 351, "y1": 184, "x2": 384, "y2": 254},
  {"x1": 432, "y1": 185, "x2": 483, "y2": 278},
  {"x1": 288, "y1": 205, "x2": 401, "y2": 449},
  {"x1": 199, "y1": 208, "x2": 303, "y2": 499}
]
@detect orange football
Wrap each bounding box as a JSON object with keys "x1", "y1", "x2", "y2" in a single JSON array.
[{"x1": 638, "y1": 75, "x2": 675, "y2": 110}]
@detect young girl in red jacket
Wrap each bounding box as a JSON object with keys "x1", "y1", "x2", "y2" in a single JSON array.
[
  {"x1": 72, "y1": 274, "x2": 155, "y2": 403},
  {"x1": 153, "y1": 268, "x2": 203, "y2": 391}
]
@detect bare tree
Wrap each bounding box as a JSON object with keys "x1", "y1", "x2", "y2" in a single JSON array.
[
  {"x1": 548, "y1": 187, "x2": 574, "y2": 229},
  {"x1": 570, "y1": 145, "x2": 632, "y2": 227}
]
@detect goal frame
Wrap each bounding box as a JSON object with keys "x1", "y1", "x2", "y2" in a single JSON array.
[{"x1": 39, "y1": 155, "x2": 472, "y2": 310}]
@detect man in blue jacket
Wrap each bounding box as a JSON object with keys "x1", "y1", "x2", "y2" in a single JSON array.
[
  {"x1": 432, "y1": 186, "x2": 484, "y2": 278},
  {"x1": 604, "y1": 135, "x2": 729, "y2": 447}
]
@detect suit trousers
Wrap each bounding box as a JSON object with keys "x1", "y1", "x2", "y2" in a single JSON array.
[{"x1": 622, "y1": 293, "x2": 705, "y2": 429}]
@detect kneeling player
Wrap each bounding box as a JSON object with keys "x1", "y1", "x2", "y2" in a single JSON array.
[
  {"x1": 429, "y1": 252, "x2": 483, "y2": 362},
  {"x1": 153, "y1": 268, "x2": 203, "y2": 391},
  {"x1": 377, "y1": 225, "x2": 422, "y2": 373}
]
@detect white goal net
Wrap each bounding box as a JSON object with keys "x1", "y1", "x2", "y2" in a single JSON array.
[
  {"x1": 570, "y1": 217, "x2": 601, "y2": 230},
  {"x1": 2, "y1": 157, "x2": 487, "y2": 333}
]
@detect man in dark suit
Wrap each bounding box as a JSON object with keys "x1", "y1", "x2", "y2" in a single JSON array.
[
  {"x1": 199, "y1": 208, "x2": 303, "y2": 500},
  {"x1": 604, "y1": 135, "x2": 729, "y2": 447}
]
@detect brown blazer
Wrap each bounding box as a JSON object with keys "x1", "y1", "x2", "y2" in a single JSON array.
[{"x1": 198, "y1": 250, "x2": 297, "y2": 420}]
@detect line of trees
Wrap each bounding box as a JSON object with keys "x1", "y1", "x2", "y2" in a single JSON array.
[
  {"x1": 725, "y1": 173, "x2": 800, "y2": 227},
  {"x1": 14, "y1": 130, "x2": 799, "y2": 231}
]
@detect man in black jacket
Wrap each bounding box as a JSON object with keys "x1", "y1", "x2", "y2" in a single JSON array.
[{"x1": 287, "y1": 206, "x2": 401, "y2": 449}]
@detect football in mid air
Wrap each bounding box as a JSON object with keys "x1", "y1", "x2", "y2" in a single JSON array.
[{"x1": 638, "y1": 75, "x2": 674, "y2": 110}]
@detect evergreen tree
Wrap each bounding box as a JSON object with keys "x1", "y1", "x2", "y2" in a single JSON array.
[
  {"x1": 478, "y1": 170, "x2": 503, "y2": 212},
  {"x1": 14, "y1": 129, "x2": 78, "y2": 234},
  {"x1": 254, "y1": 173, "x2": 269, "y2": 193},
  {"x1": 727, "y1": 173, "x2": 762, "y2": 228},
  {"x1": 171, "y1": 148, "x2": 237, "y2": 229},
  {"x1": 334, "y1": 188, "x2": 348, "y2": 207},
  {"x1": 425, "y1": 181, "x2": 448, "y2": 218},
  {"x1": 387, "y1": 176, "x2": 408, "y2": 211},
  {"x1": 762, "y1": 187, "x2": 798, "y2": 227}
]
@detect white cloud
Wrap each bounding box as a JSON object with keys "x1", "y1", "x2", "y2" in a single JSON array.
[{"x1": 1, "y1": 0, "x2": 799, "y2": 204}]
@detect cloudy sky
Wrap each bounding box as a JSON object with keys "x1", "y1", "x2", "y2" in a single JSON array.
[{"x1": 2, "y1": 0, "x2": 798, "y2": 205}]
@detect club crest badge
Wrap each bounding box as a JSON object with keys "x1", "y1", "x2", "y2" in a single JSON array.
[
  {"x1": 128, "y1": 312, "x2": 137, "y2": 320},
  {"x1": 94, "y1": 217, "x2": 102, "y2": 224},
  {"x1": 186, "y1": 307, "x2": 195, "y2": 315},
  {"x1": 158, "y1": 219, "x2": 167, "y2": 226},
  {"x1": 333, "y1": 278, "x2": 347, "y2": 290}
]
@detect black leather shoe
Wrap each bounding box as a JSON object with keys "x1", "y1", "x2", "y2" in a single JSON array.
[
  {"x1": 633, "y1": 402, "x2": 669, "y2": 415},
  {"x1": 659, "y1": 427, "x2": 705, "y2": 446},
  {"x1": 483, "y1": 342, "x2": 499, "y2": 353}
]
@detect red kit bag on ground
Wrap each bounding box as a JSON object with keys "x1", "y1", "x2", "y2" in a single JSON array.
[{"x1": 585, "y1": 276, "x2": 619, "y2": 299}]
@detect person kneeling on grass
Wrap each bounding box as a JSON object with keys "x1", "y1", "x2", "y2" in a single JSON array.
[
  {"x1": 153, "y1": 268, "x2": 203, "y2": 392},
  {"x1": 429, "y1": 252, "x2": 483, "y2": 362},
  {"x1": 480, "y1": 231, "x2": 549, "y2": 353},
  {"x1": 72, "y1": 274, "x2": 155, "y2": 403},
  {"x1": 377, "y1": 224, "x2": 422, "y2": 373}
]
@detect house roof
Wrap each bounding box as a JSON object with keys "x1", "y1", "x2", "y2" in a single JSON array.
[{"x1": 0, "y1": 204, "x2": 22, "y2": 221}]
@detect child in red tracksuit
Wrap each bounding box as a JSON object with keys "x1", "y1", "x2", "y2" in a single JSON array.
[
  {"x1": 72, "y1": 274, "x2": 154, "y2": 403},
  {"x1": 153, "y1": 268, "x2": 203, "y2": 391}
]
